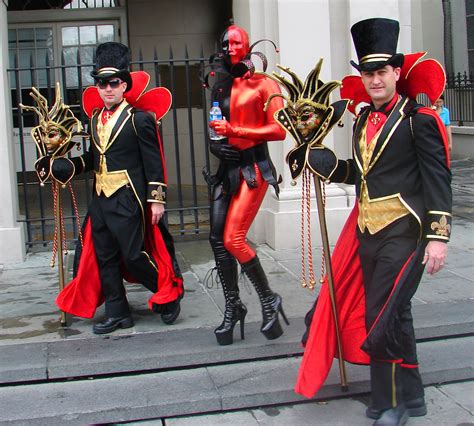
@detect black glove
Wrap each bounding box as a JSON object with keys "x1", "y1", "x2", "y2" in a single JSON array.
[
  {"x1": 210, "y1": 142, "x2": 241, "y2": 163},
  {"x1": 306, "y1": 146, "x2": 338, "y2": 180},
  {"x1": 51, "y1": 157, "x2": 75, "y2": 185}
]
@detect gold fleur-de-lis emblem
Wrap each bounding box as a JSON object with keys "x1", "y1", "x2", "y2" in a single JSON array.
[
  {"x1": 431, "y1": 215, "x2": 451, "y2": 237},
  {"x1": 39, "y1": 167, "x2": 46, "y2": 178},
  {"x1": 291, "y1": 159, "x2": 298, "y2": 172},
  {"x1": 151, "y1": 186, "x2": 165, "y2": 202}
]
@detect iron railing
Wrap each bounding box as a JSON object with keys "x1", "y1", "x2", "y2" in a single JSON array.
[
  {"x1": 445, "y1": 72, "x2": 474, "y2": 126},
  {"x1": 8, "y1": 48, "x2": 213, "y2": 249}
]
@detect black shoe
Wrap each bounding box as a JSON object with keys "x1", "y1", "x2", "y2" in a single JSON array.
[
  {"x1": 367, "y1": 398, "x2": 426, "y2": 419},
  {"x1": 373, "y1": 405, "x2": 408, "y2": 426},
  {"x1": 93, "y1": 316, "x2": 134, "y2": 334},
  {"x1": 406, "y1": 397, "x2": 427, "y2": 416},
  {"x1": 159, "y1": 300, "x2": 181, "y2": 325}
]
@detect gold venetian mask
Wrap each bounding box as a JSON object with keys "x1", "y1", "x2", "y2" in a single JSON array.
[
  {"x1": 289, "y1": 100, "x2": 325, "y2": 137},
  {"x1": 41, "y1": 123, "x2": 66, "y2": 153},
  {"x1": 20, "y1": 83, "x2": 84, "y2": 158}
]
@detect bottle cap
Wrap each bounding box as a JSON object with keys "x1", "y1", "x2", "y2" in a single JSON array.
[{"x1": 212, "y1": 101, "x2": 219, "y2": 107}]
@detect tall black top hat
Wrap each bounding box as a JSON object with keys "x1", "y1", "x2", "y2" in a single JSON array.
[
  {"x1": 90, "y1": 42, "x2": 133, "y2": 92},
  {"x1": 350, "y1": 18, "x2": 404, "y2": 72}
]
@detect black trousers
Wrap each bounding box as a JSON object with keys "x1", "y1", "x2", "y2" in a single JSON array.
[
  {"x1": 358, "y1": 215, "x2": 424, "y2": 408},
  {"x1": 89, "y1": 187, "x2": 158, "y2": 317}
]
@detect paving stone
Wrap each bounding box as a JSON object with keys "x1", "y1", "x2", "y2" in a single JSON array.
[
  {"x1": 0, "y1": 342, "x2": 48, "y2": 382},
  {"x1": 437, "y1": 381, "x2": 474, "y2": 414},
  {"x1": 165, "y1": 411, "x2": 259, "y2": 425},
  {"x1": 0, "y1": 368, "x2": 220, "y2": 425},
  {"x1": 409, "y1": 385, "x2": 474, "y2": 425}
]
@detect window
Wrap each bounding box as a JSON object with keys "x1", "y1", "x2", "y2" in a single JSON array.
[
  {"x1": 8, "y1": 22, "x2": 117, "y2": 127},
  {"x1": 64, "y1": 0, "x2": 119, "y2": 8},
  {"x1": 8, "y1": 27, "x2": 54, "y2": 89},
  {"x1": 61, "y1": 24, "x2": 115, "y2": 88}
]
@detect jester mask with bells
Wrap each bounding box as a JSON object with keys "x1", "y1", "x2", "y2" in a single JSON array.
[
  {"x1": 20, "y1": 83, "x2": 86, "y2": 186},
  {"x1": 264, "y1": 58, "x2": 349, "y2": 183}
]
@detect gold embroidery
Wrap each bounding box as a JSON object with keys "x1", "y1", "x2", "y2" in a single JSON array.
[
  {"x1": 95, "y1": 158, "x2": 129, "y2": 197},
  {"x1": 291, "y1": 159, "x2": 298, "y2": 172},
  {"x1": 357, "y1": 124, "x2": 410, "y2": 233},
  {"x1": 151, "y1": 186, "x2": 165, "y2": 202},
  {"x1": 370, "y1": 112, "x2": 381, "y2": 125},
  {"x1": 431, "y1": 215, "x2": 451, "y2": 237}
]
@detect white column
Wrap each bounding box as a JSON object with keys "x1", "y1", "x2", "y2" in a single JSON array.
[
  {"x1": 234, "y1": 0, "x2": 354, "y2": 249},
  {"x1": 233, "y1": 0, "x2": 414, "y2": 249},
  {"x1": 0, "y1": 0, "x2": 26, "y2": 263}
]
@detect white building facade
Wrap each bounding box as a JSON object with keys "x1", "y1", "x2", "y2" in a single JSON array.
[{"x1": 0, "y1": 0, "x2": 459, "y2": 262}]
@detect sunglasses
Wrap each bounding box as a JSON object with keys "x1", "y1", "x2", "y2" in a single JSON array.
[{"x1": 97, "y1": 79, "x2": 123, "y2": 89}]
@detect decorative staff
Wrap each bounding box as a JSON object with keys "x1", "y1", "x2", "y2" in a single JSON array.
[
  {"x1": 264, "y1": 58, "x2": 350, "y2": 390},
  {"x1": 20, "y1": 84, "x2": 86, "y2": 326}
]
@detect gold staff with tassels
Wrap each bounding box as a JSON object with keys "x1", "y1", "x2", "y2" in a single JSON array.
[
  {"x1": 263, "y1": 58, "x2": 350, "y2": 390},
  {"x1": 20, "y1": 84, "x2": 86, "y2": 326}
]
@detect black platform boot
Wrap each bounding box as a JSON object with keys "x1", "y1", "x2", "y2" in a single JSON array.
[
  {"x1": 214, "y1": 258, "x2": 247, "y2": 346},
  {"x1": 241, "y1": 256, "x2": 289, "y2": 340}
]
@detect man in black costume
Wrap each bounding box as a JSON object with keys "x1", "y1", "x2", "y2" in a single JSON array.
[
  {"x1": 56, "y1": 42, "x2": 183, "y2": 333},
  {"x1": 297, "y1": 18, "x2": 451, "y2": 426}
]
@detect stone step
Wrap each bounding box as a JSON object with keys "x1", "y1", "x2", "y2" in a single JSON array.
[
  {"x1": 1, "y1": 337, "x2": 473, "y2": 425},
  {"x1": 1, "y1": 299, "x2": 473, "y2": 385}
]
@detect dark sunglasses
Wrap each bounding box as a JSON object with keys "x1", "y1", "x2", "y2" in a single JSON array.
[{"x1": 97, "y1": 79, "x2": 123, "y2": 89}]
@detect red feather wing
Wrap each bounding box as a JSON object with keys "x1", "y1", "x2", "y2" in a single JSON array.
[
  {"x1": 340, "y1": 75, "x2": 370, "y2": 115},
  {"x1": 134, "y1": 87, "x2": 172, "y2": 121},
  {"x1": 125, "y1": 71, "x2": 151, "y2": 104},
  {"x1": 82, "y1": 87, "x2": 103, "y2": 118},
  {"x1": 398, "y1": 58, "x2": 446, "y2": 104}
]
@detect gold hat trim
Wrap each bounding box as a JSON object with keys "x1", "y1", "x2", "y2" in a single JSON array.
[
  {"x1": 97, "y1": 67, "x2": 120, "y2": 74},
  {"x1": 360, "y1": 53, "x2": 392, "y2": 64}
]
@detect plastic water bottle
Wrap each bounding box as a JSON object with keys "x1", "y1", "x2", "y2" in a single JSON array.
[{"x1": 209, "y1": 101, "x2": 225, "y2": 140}]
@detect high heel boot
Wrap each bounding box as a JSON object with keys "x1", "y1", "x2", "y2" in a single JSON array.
[
  {"x1": 241, "y1": 256, "x2": 289, "y2": 340},
  {"x1": 214, "y1": 258, "x2": 247, "y2": 345}
]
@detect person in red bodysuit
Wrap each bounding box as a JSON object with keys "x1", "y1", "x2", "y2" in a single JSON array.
[{"x1": 206, "y1": 25, "x2": 288, "y2": 345}]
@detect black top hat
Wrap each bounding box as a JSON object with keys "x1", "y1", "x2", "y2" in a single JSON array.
[
  {"x1": 350, "y1": 18, "x2": 404, "y2": 72},
  {"x1": 90, "y1": 42, "x2": 133, "y2": 92}
]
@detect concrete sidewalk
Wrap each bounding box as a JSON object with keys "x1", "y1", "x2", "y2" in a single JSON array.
[{"x1": 0, "y1": 159, "x2": 473, "y2": 425}]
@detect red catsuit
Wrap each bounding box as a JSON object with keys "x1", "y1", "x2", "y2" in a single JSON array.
[{"x1": 210, "y1": 31, "x2": 285, "y2": 262}]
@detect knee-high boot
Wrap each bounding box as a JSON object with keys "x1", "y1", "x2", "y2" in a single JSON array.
[
  {"x1": 214, "y1": 257, "x2": 247, "y2": 346},
  {"x1": 241, "y1": 255, "x2": 289, "y2": 340}
]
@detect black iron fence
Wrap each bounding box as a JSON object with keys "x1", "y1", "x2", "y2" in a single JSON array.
[
  {"x1": 445, "y1": 72, "x2": 474, "y2": 126},
  {"x1": 8, "y1": 51, "x2": 474, "y2": 249},
  {"x1": 8, "y1": 48, "x2": 213, "y2": 249}
]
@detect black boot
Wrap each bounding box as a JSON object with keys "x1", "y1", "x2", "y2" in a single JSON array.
[
  {"x1": 368, "y1": 361, "x2": 408, "y2": 426},
  {"x1": 401, "y1": 366, "x2": 427, "y2": 417},
  {"x1": 241, "y1": 256, "x2": 289, "y2": 340},
  {"x1": 214, "y1": 258, "x2": 247, "y2": 345},
  {"x1": 92, "y1": 316, "x2": 134, "y2": 334}
]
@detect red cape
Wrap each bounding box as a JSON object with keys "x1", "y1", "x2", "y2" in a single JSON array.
[
  {"x1": 295, "y1": 205, "x2": 369, "y2": 398},
  {"x1": 55, "y1": 206, "x2": 184, "y2": 318}
]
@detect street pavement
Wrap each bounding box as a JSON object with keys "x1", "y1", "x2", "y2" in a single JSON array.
[{"x1": 0, "y1": 159, "x2": 473, "y2": 425}]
